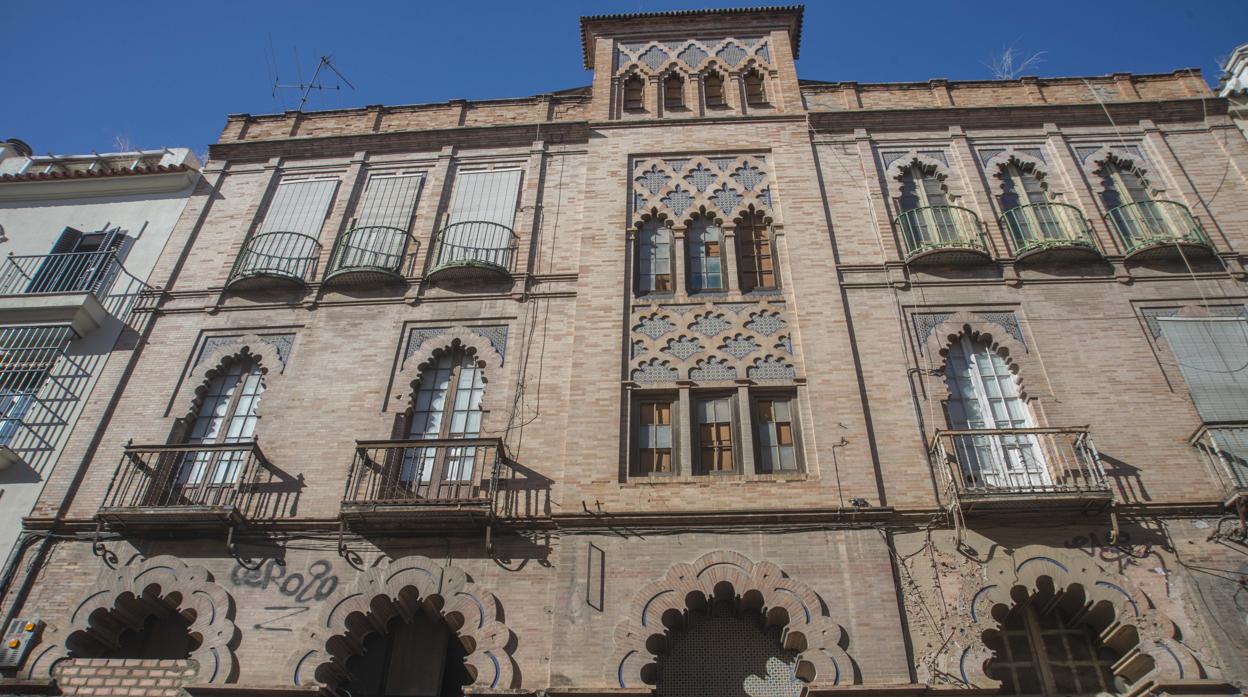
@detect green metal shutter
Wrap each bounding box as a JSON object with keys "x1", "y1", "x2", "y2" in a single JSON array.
[{"x1": 1159, "y1": 317, "x2": 1248, "y2": 422}]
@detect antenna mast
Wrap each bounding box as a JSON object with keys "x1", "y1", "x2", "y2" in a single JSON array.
[{"x1": 272, "y1": 55, "x2": 357, "y2": 112}]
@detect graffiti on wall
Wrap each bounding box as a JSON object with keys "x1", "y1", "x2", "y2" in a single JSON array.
[{"x1": 230, "y1": 559, "x2": 340, "y2": 632}]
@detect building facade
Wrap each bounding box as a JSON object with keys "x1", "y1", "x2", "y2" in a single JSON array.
[
  {"x1": 1, "y1": 7, "x2": 1246, "y2": 697},
  {"x1": 0, "y1": 143, "x2": 201, "y2": 567}
]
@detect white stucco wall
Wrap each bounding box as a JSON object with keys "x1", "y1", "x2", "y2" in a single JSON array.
[{"x1": 0, "y1": 150, "x2": 200, "y2": 563}]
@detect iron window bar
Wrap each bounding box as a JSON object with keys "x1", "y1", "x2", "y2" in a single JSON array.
[
  {"x1": 999, "y1": 203, "x2": 1099, "y2": 257},
  {"x1": 929, "y1": 426, "x2": 1111, "y2": 499},
  {"x1": 893, "y1": 205, "x2": 988, "y2": 260},
  {"x1": 1103, "y1": 200, "x2": 1208, "y2": 256},
  {"x1": 427, "y1": 221, "x2": 518, "y2": 278}
]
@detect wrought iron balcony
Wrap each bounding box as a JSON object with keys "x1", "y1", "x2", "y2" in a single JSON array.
[
  {"x1": 341, "y1": 437, "x2": 511, "y2": 528},
  {"x1": 227, "y1": 231, "x2": 322, "y2": 289},
  {"x1": 0, "y1": 251, "x2": 124, "y2": 334},
  {"x1": 324, "y1": 225, "x2": 418, "y2": 286},
  {"x1": 1189, "y1": 422, "x2": 1248, "y2": 507},
  {"x1": 98, "y1": 441, "x2": 278, "y2": 527},
  {"x1": 930, "y1": 427, "x2": 1112, "y2": 511},
  {"x1": 427, "y1": 221, "x2": 517, "y2": 280},
  {"x1": 894, "y1": 205, "x2": 990, "y2": 264},
  {"x1": 1104, "y1": 200, "x2": 1211, "y2": 260},
  {"x1": 1000, "y1": 203, "x2": 1099, "y2": 262}
]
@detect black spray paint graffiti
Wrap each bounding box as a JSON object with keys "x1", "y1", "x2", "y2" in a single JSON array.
[{"x1": 231, "y1": 559, "x2": 340, "y2": 632}]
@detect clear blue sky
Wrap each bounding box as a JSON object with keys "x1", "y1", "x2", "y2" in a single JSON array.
[{"x1": 3, "y1": 1, "x2": 1245, "y2": 156}]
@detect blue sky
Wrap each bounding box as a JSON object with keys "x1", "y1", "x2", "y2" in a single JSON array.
[{"x1": 2, "y1": 1, "x2": 1246, "y2": 156}]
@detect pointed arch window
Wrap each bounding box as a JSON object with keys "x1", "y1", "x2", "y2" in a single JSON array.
[
  {"x1": 178, "y1": 357, "x2": 265, "y2": 486},
  {"x1": 944, "y1": 335, "x2": 1048, "y2": 489},
  {"x1": 704, "y1": 72, "x2": 726, "y2": 108},
  {"x1": 1097, "y1": 159, "x2": 1167, "y2": 241},
  {"x1": 743, "y1": 68, "x2": 767, "y2": 105},
  {"x1": 623, "y1": 74, "x2": 646, "y2": 111},
  {"x1": 637, "y1": 220, "x2": 673, "y2": 294},
  {"x1": 736, "y1": 210, "x2": 777, "y2": 291},
  {"x1": 897, "y1": 163, "x2": 957, "y2": 243},
  {"x1": 687, "y1": 217, "x2": 724, "y2": 292},
  {"x1": 998, "y1": 161, "x2": 1063, "y2": 243},
  {"x1": 663, "y1": 73, "x2": 684, "y2": 110},
  {"x1": 400, "y1": 348, "x2": 486, "y2": 487}
]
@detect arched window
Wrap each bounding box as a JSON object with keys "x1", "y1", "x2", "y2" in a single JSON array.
[
  {"x1": 68, "y1": 592, "x2": 200, "y2": 661},
  {"x1": 341, "y1": 612, "x2": 470, "y2": 697},
  {"x1": 623, "y1": 75, "x2": 646, "y2": 111},
  {"x1": 704, "y1": 72, "x2": 726, "y2": 108},
  {"x1": 944, "y1": 335, "x2": 1047, "y2": 489},
  {"x1": 743, "y1": 69, "x2": 767, "y2": 105},
  {"x1": 637, "y1": 220, "x2": 672, "y2": 293},
  {"x1": 897, "y1": 163, "x2": 957, "y2": 245},
  {"x1": 987, "y1": 603, "x2": 1122, "y2": 696},
  {"x1": 177, "y1": 357, "x2": 265, "y2": 487},
  {"x1": 736, "y1": 209, "x2": 776, "y2": 291},
  {"x1": 663, "y1": 73, "x2": 685, "y2": 110},
  {"x1": 998, "y1": 161, "x2": 1062, "y2": 243},
  {"x1": 1097, "y1": 159, "x2": 1166, "y2": 242},
  {"x1": 400, "y1": 348, "x2": 485, "y2": 487},
  {"x1": 686, "y1": 216, "x2": 724, "y2": 292}
]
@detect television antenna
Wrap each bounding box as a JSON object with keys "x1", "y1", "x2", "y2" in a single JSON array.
[{"x1": 272, "y1": 54, "x2": 356, "y2": 112}]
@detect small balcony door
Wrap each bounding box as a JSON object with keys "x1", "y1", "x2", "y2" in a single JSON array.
[
  {"x1": 399, "y1": 349, "x2": 485, "y2": 498},
  {"x1": 898, "y1": 165, "x2": 957, "y2": 245},
  {"x1": 26, "y1": 227, "x2": 122, "y2": 295},
  {"x1": 944, "y1": 334, "x2": 1049, "y2": 489},
  {"x1": 174, "y1": 359, "x2": 265, "y2": 504}
]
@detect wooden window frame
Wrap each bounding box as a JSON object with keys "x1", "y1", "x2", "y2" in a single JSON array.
[
  {"x1": 623, "y1": 75, "x2": 646, "y2": 111},
  {"x1": 737, "y1": 213, "x2": 778, "y2": 292},
  {"x1": 693, "y1": 391, "x2": 740, "y2": 475},
  {"x1": 632, "y1": 392, "x2": 679, "y2": 477},
  {"x1": 686, "y1": 218, "x2": 725, "y2": 293},
  {"x1": 636, "y1": 221, "x2": 673, "y2": 295},
  {"x1": 751, "y1": 390, "x2": 803, "y2": 474}
]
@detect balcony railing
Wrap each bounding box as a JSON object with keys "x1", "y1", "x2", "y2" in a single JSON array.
[
  {"x1": 342, "y1": 437, "x2": 510, "y2": 525},
  {"x1": 324, "y1": 225, "x2": 418, "y2": 285},
  {"x1": 0, "y1": 251, "x2": 122, "y2": 297},
  {"x1": 1104, "y1": 200, "x2": 1209, "y2": 258},
  {"x1": 930, "y1": 427, "x2": 1111, "y2": 509},
  {"x1": 227, "y1": 231, "x2": 322, "y2": 289},
  {"x1": 1190, "y1": 422, "x2": 1248, "y2": 505},
  {"x1": 99, "y1": 441, "x2": 278, "y2": 526},
  {"x1": 427, "y1": 221, "x2": 517, "y2": 279},
  {"x1": 894, "y1": 205, "x2": 989, "y2": 263},
  {"x1": 1000, "y1": 203, "x2": 1099, "y2": 260}
]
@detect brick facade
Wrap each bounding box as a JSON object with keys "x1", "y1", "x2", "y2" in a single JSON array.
[{"x1": 1, "y1": 7, "x2": 1246, "y2": 697}]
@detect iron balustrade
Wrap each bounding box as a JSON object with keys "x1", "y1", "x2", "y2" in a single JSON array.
[
  {"x1": 0, "y1": 250, "x2": 122, "y2": 297},
  {"x1": 1104, "y1": 200, "x2": 1207, "y2": 255},
  {"x1": 930, "y1": 427, "x2": 1110, "y2": 501},
  {"x1": 428, "y1": 221, "x2": 517, "y2": 276},
  {"x1": 100, "y1": 441, "x2": 276, "y2": 515},
  {"x1": 228, "y1": 231, "x2": 322, "y2": 286},
  {"x1": 893, "y1": 205, "x2": 987, "y2": 259},
  {"x1": 326, "y1": 225, "x2": 418, "y2": 280},
  {"x1": 1189, "y1": 422, "x2": 1248, "y2": 502},
  {"x1": 999, "y1": 203, "x2": 1097, "y2": 256},
  {"x1": 343, "y1": 437, "x2": 507, "y2": 506}
]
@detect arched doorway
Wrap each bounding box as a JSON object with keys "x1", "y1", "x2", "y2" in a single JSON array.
[
  {"x1": 339, "y1": 610, "x2": 470, "y2": 697},
  {"x1": 66, "y1": 589, "x2": 201, "y2": 661}
]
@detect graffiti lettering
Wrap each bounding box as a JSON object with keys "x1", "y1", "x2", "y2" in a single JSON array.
[
  {"x1": 1062, "y1": 530, "x2": 1157, "y2": 571},
  {"x1": 231, "y1": 559, "x2": 338, "y2": 603},
  {"x1": 253, "y1": 605, "x2": 311, "y2": 633}
]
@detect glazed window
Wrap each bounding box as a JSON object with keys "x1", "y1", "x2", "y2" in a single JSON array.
[
  {"x1": 998, "y1": 162, "x2": 1063, "y2": 244},
  {"x1": 637, "y1": 220, "x2": 673, "y2": 293},
  {"x1": 987, "y1": 604, "x2": 1121, "y2": 696},
  {"x1": 687, "y1": 217, "x2": 724, "y2": 292},
  {"x1": 623, "y1": 75, "x2": 645, "y2": 110},
  {"x1": 1097, "y1": 160, "x2": 1151, "y2": 210},
  {"x1": 636, "y1": 398, "x2": 676, "y2": 475},
  {"x1": 663, "y1": 74, "x2": 685, "y2": 110},
  {"x1": 736, "y1": 209, "x2": 777, "y2": 291},
  {"x1": 178, "y1": 357, "x2": 265, "y2": 486},
  {"x1": 755, "y1": 395, "x2": 799, "y2": 472},
  {"x1": 695, "y1": 395, "x2": 736, "y2": 474},
  {"x1": 402, "y1": 348, "x2": 485, "y2": 484},
  {"x1": 704, "y1": 72, "x2": 726, "y2": 108},
  {"x1": 896, "y1": 163, "x2": 957, "y2": 245},
  {"x1": 743, "y1": 69, "x2": 767, "y2": 105}
]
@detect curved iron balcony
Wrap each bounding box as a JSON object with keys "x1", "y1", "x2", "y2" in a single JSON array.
[
  {"x1": 324, "y1": 225, "x2": 418, "y2": 286},
  {"x1": 227, "y1": 231, "x2": 321, "y2": 289},
  {"x1": 1190, "y1": 422, "x2": 1248, "y2": 507},
  {"x1": 427, "y1": 221, "x2": 517, "y2": 280},
  {"x1": 1105, "y1": 200, "x2": 1210, "y2": 261},
  {"x1": 894, "y1": 205, "x2": 990, "y2": 264},
  {"x1": 1000, "y1": 202, "x2": 1099, "y2": 262}
]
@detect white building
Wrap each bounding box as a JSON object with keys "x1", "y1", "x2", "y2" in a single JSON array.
[
  {"x1": 1218, "y1": 42, "x2": 1248, "y2": 137},
  {"x1": 0, "y1": 139, "x2": 200, "y2": 563}
]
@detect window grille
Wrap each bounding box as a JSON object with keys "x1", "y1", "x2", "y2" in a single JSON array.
[
  {"x1": 1159, "y1": 317, "x2": 1248, "y2": 422},
  {"x1": 0, "y1": 325, "x2": 74, "y2": 447},
  {"x1": 354, "y1": 173, "x2": 425, "y2": 229},
  {"x1": 258, "y1": 178, "x2": 340, "y2": 238}
]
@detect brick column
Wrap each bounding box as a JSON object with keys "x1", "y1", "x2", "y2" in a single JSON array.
[
  {"x1": 1140, "y1": 119, "x2": 1224, "y2": 250},
  {"x1": 677, "y1": 383, "x2": 693, "y2": 476},
  {"x1": 314, "y1": 150, "x2": 368, "y2": 292},
  {"x1": 516, "y1": 140, "x2": 548, "y2": 292},
  {"x1": 947, "y1": 126, "x2": 1003, "y2": 257},
  {"x1": 409, "y1": 145, "x2": 456, "y2": 302},
  {"x1": 735, "y1": 381, "x2": 757, "y2": 474},
  {"x1": 853, "y1": 129, "x2": 901, "y2": 262},
  {"x1": 721, "y1": 223, "x2": 740, "y2": 293},
  {"x1": 671, "y1": 225, "x2": 687, "y2": 299}
]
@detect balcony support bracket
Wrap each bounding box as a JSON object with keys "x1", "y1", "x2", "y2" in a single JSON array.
[{"x1": 337, "y1": 520, "x2": 364, "y2": 571}]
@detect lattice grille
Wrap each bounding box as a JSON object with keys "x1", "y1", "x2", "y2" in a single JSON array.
[{"x1": 655, "y1": 614, "x2": 801, "y2": 697}]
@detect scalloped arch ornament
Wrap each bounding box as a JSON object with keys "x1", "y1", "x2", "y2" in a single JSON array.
[
  {"x1": 283, "y1": 555, "x2": 518, "y2": 691},
  {"x1": 923, "y1": 546, "x2": 1210, "y2": 690},
  {"x1": 21, "y1": 555, "x2": 239, "y2": 684},
  {"x1": 609, "y1": 551, "x2": 854, "y2": 690}
]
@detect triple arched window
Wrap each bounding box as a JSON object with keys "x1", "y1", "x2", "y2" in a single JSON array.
[{"x1": 635, "y1": 213, "x2": 778, "y2": 296}]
